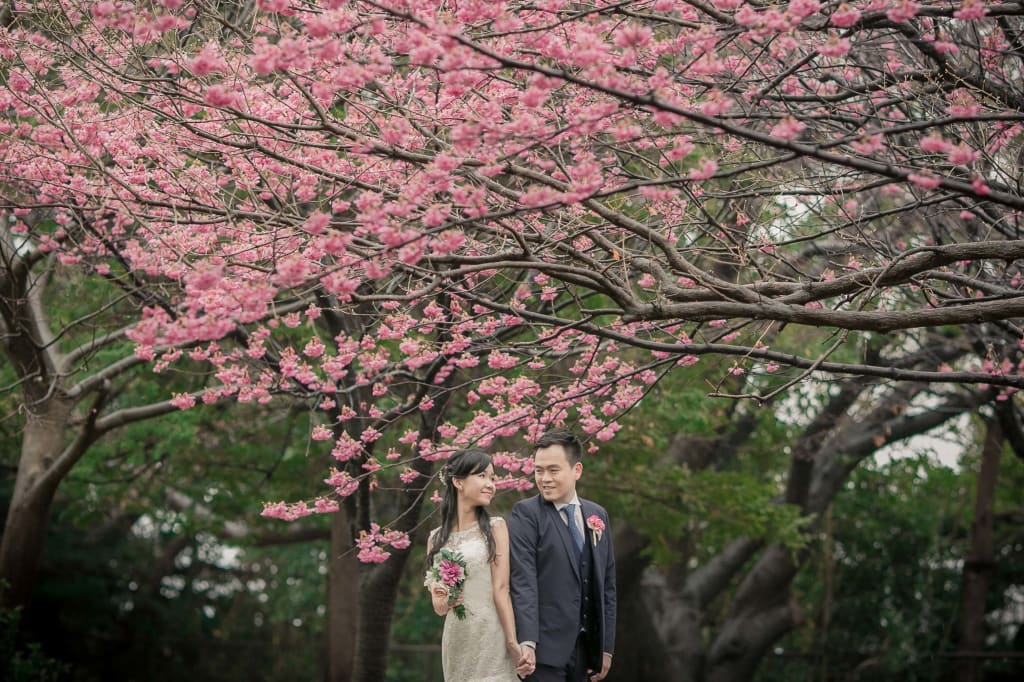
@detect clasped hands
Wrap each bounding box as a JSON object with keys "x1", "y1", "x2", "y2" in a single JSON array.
[
  {"x1": 507, "y1": 642, "x2": 535, "y2": 678},
  {"x1": 507, "y1": 645, "x2": 611, "y2": 682}
]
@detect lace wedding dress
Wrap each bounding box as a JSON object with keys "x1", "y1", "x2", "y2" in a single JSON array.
[{"x1": 430, "y1": 518, "x2": 520, "y2": 682}]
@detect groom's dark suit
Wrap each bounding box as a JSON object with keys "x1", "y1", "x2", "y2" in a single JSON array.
[{"x1": 509, "y1": 494, "x2": 616, "y2": 677}]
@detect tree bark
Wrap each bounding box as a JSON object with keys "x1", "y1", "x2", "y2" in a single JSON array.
[
  {"x1": 612, "y1": 525, "x2": 676, "y2": 682},
  {"x1": 956, "y1": 415, "x2": 1003, "y2": 682},
  {"x1": 0, "y1": 396, "x2": 73, "y2": 609},
  {"x1": 0, "y1": 217, "x2": 214, "y2": 614},
  {"x1": 352, "y1": 551, "x2": 410, "y2": 682},
  {"x1": 661, "y1": 537, "x2": 764, "y2": 681},
  {"x1": 705, "y1": 543, "x2": 802, "y2": 682},
  {"x1": 350, "y1": 470, "x2": 435, "y2": 682},
  {"x1": 326, "y1": 505, "x2": 360, "y2": 682},
  {"x1": 350, "y1": 403, "x2": 442, "y2": 682}
]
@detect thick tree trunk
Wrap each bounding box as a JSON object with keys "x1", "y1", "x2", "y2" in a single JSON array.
[
  {"x1": 610, "y1": 525, "x2": 675, "y2": 682},
  {"x1": 705, "y1": 544, "x2": 800, "y2": 682},
  {"x1": 351, "y1": 413, "x2": 437, "y2": 682},
  {"x1": 0, "y1": 398, "x2": 72, "y2": 609},
  {"x1": 350, "y1": 471, "x2": 432, "y2": 681},
  {"x1": 326, "y1": 507, "x2": 360, "y2": 682},
  {"x1": 352, "y1": 550, "x2": 411, "y2": 682},
  {"x1": 956, "y1": 416, "x2": 1003, "y2": 682},
  {"x1": 663, "y1": 538, "x2": 765, "y2": 681}
]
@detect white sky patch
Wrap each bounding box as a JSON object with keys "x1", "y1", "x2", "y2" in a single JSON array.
[
  {"x1": 778, "y1": 376, "x2": 973, "y2": 471},
  {"x1": 873, "y1": 413, "x2": 970, "y2": 469}
]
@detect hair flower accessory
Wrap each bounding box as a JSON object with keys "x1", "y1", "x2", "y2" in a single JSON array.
[{"x1": 586, "y1": 514, "x2": 605, "y2": 546}]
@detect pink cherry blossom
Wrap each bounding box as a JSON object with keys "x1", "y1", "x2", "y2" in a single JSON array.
[
  {"x1": 689, "y1": 158, "x2": 718, "y2": 181},
  {"x1": 830, "y1": 4, "x2": 861, "y2": 27},
  {"x1": 908, "y1": 173, "x2": 942, "y2": 189},
  {"x1": 818, "y1": 35, "x2": 851, "y2": 58},
  {"x1": 954, "y1": 0, "x2": 989, "y2": 20},
  {"x1": 919, "y1": 134, "x2": 951, "y2": 154},
  {"x1": 311, "y1": 425, "x2": 333, "y2": 441},
  {"x1": 170, "y1": 392, "x2": 196, "y2": 410},
  {"x1": 947, "y1": 144, "x2": 980, "y2": 166},
  {"x1": 770, "y1": 117, "x2": 805, "y2": 141},
  {"x1": 188, "y1": 43, "x2": 228, "y2": 76},
  {"x1": 850, "y1": 134, "x2": 884, "y2": 155}
]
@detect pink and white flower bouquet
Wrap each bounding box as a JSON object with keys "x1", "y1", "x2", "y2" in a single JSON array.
[{"x1": 425, "y1": 548, "x2": 469, "y2": 619}]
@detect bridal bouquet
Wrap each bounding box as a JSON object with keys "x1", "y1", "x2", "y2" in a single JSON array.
[{"x1": 425, "y1": 548, "x2": 468, "y2": 620}]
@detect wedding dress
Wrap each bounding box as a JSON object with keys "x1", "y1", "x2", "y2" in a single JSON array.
[{"x1": 430, "y1": 518, "x2": 520, "y2": 682}]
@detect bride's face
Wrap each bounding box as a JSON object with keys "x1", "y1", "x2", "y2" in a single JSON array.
[{"x1": 457, "y1": 464, "x2": 497, "y2": 508}]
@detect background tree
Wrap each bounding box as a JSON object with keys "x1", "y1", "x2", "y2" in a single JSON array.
[
  {"x1": 588, "y1": 340, "x2": 998, "y2": 681},
  {"x1": 0, "y1": 211, "x2": 214, "y2": 610},
  {"x1": 0, "y1": 390, "x2": 335, "y2": 682}
]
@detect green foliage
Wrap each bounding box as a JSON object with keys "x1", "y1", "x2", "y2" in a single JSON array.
[
  {"x1": 0, "y1": 606, "x2": 73, "y2": 682},
  {"x1": 1, "y1": 366, "x2": 331, "y2": 682},
  {"x1": 822, "y1": 457, "x2": 965, "y2": 679},
  {"x1": 599, "y1": 461, "x2": 811, "y2": 568},
  {"x1": 591, "y1": 366, "x2": 809, "y2": 568},
  {"x1": 763, "y1": 451, "x2": 1024, "y2": 682}
]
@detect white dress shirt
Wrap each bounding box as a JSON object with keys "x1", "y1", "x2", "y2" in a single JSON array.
[{"x1": 555, "y1": 495, "x2": 585, "y2": 539}]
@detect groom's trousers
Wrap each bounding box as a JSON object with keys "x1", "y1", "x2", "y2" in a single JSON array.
[{"x1": 527, "y1": 637, "x2": 589, "y2": 682}]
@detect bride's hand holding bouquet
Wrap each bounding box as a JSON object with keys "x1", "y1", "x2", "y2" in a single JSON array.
[{"x1": 425, "y1": 548, "x2": 468, "y2": 619}]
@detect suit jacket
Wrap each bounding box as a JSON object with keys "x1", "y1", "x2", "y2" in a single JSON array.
[{"x1": 509, "y1": 494, "x2": 617, "y2": 670}]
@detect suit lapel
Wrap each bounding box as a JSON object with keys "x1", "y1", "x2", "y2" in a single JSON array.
[
  {"x1": 544, "y1": 500, "x2": 581, "y2": 581},
  {"x1": 579, "y1": 499, "x2": 602, "y2": 574}
]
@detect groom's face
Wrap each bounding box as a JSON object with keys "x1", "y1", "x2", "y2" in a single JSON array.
[{"x1": 533, "y1": 444, "x2": 582, "y2": 505}]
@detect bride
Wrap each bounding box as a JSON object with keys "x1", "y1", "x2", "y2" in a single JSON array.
[{"x1": 425, "y1": 448, "x2": 532, "y2": 681}]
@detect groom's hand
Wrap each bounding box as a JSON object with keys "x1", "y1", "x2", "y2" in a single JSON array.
[
  {"x1": 589, "y1": 653, "x2": 612, "y2": 681},
  {"x1": 516, "y1": 643, "x2": 536, "y2": 678}
]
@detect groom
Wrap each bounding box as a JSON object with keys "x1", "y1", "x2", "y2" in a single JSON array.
[{"x1": 509, "y1": 428, "x2": 616, "y2": 682}]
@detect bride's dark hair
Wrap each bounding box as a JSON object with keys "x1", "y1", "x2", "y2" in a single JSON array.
[{"x1": 425, "y1": 448, "x2": 497, "y2": 569}]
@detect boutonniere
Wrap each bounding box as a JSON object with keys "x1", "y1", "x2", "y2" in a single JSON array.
[{"x1": 586, "y1": 515, "x2": 605, "y2": 546}]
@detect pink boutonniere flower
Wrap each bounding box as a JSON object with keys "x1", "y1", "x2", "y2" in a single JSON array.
[{"x1": 586, "y1": 515, "x2": 605, "y2": 546}]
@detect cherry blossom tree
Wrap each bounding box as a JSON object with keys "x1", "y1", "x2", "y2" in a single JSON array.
[
  {"x1": 4, "y1": 0, "x2": 1024, "y2": 679},
  {"x1": 0, "y1": 209, "x2": 205, "y2": 611},
  {"x1": 3, "y1": 0, "x2": 1023, "y2": 394}
]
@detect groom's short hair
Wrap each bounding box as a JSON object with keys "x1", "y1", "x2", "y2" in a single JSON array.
[{"x1": 534, "y1": 428, "x2": 582, "y2": 464}]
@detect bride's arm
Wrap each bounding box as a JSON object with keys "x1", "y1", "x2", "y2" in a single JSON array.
[{"x1": 490, "y1": 520, "x2": 523, "y2": 661}]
